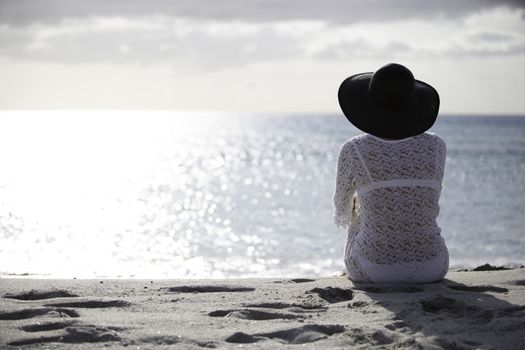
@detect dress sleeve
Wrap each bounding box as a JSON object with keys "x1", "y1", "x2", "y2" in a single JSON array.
[
  {"x1": 434, "y1": 135, "x2": 447, "y2": 184},
  {"x1": 333, "y1": 142, "x2": 357, "y2": 228}
]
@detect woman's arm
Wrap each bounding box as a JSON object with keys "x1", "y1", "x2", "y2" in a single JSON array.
[
  {"x1": 435, "y1": 135, "x2": 447, "y2": 182},
  {"x1": 333, "y1": 142, "x2": 357, "y2": 228}
]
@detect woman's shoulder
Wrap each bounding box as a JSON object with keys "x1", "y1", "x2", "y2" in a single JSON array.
[
  {"x1": 425, "y1": 132, "x2": 446, "y2": 150},
  {"x1": 344, "y1": 133, "x2": 368, "y2": 145},
  {"x1": 338, "y1": 134, "x2": 367, "y2": 153},
  {"x1": 340, "y1": 132, "x2": 445, "y2": 149}
]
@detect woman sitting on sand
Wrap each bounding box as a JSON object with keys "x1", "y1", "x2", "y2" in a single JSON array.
[{"x1": 333, "y1": 63, "x2": 449, "y2": 283}]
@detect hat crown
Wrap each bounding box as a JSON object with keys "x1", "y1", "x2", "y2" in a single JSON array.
[{"x1": 369, "y1": 63, "x2": 416, "y2": 109}]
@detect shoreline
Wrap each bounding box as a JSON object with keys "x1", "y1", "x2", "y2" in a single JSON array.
[
  {"x1": 1, "y1": 266, "x2": 524, "y2": 349},
  {"x1": 2, "y1": 262, "x2": 523, "y2": 280}
]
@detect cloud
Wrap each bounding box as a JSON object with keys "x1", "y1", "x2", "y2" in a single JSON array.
[
  {"x1": 0, "y1": 2, "x2": 523, "y2": 70},
  {"x1": 0, "y1": 17, "x2": 303, "y2": 69},
  {"x1": 309, "y1": 7, "x2": 525, "y2": 60},
  {"x1": 0, "y1": 0, "x2": 523, "y2": 26},
  {"x1": 450, "y1": 6, "x2": 525, "y2": 56}
]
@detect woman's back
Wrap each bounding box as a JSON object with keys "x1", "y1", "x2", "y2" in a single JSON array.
[
  {"x1": 335, "y1": 62, "x2": 448, "y2": 283},
  {"x1": 334, "y1": 132, "x2": 449, "y2": 282}
]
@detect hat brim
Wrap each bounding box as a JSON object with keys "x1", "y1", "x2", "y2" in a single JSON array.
[{"x1": 338, "y1": 72, "x2": 440, "y2": 139}]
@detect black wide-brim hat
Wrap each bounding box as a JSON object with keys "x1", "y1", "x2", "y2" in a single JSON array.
[{"x1": 338, "y1": 63, "x2": 440, "y2": 139}]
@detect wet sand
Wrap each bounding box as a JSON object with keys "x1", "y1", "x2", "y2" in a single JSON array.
[{"x1": 1, "y1": 266, "x2": 524, "y2": 349}]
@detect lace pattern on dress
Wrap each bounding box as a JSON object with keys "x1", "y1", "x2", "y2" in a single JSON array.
[{"x1": 333, "y1": 132, "x2": 449, "y2": 283}]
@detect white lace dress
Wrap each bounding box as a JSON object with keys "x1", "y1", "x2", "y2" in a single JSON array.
[{"x1": 333, "y1": 132, "x2": 449, "y2": 283}]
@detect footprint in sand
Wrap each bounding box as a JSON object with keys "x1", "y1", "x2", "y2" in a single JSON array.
[
  {"x1": 8, "y1": 325, "x2": 121, "y2": 346},
  {"x1": 433, "y1": 337, "x2": 481, "y2": 350},
  {"x1": 43, "y1": 300, "x2": 131, "y2": 308},
  {"x1": 347, "y1": 300, "x2": 368, "y2": 308},
  {"x1": 3, "y1": 289, "x2": 78, "y2": 300},
  {"x1": 208, "y1": 309, "x2": 303, "y2": 320},
  {"x1": 243, "y1": 302, "x2": 293, "y2": 309},
  {"x1": 167, "y1": 285, "x2": 255, "y2": 293},
  {"x1": 343, "y1": 328, "x2": 394, "y2": 346},
  {"x1": 20, "y1": 320, "x2": 78, "y2": 332},
  {"x1": 419, "y1": 295, "x2": 494, "y2": 323},
  {"x1": 508, "y1": 279, "x2": 525, "y2": 286},
  {"x1": 244, "y1": 301, "x2": 326, "y2": 311},
  {"x1": 306, "y1": 287, "x2": 354, "y2": 303},
  {"x1": 420, "y1": 295, "x2": 479, "y2": 314},
  {"x1": 138, "y1": 335, "x2": 182, "y2": 345},
  {"x1": 225, "y1": 324, "x2": 346, "y2": 344},
  {"x1": 289, "y1": 278, "x2": 316, "y2": 283},
  {"x1": 384, "y1": 320, "x2": 408, "y2": 331},
  {"x1": 359, "y1": 285, "x2": 424, "y2": 293},
  {"x1": 445, "y1": 285, "x2": 509, "y2": 293},
  {"x1": 138, "y1": 335, "x2": 216, "y2": 348},
  {"x1": 224, "y1": 332, "x2": 265, "y2": 344},
  {"x1": 273, "y1": 278, "x2": 317, "y2": 284},
  {"x1": 0, "y1": 307, "x2": 80, "y2": 320},
  {"x1": 495, "y1": 305, "x2": 525, "y2": 317},
  {"x1": 3, "y1": 294, "x2": 131, "y2": 346}
]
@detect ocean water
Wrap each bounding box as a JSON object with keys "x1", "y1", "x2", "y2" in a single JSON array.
[{"x1": 0, "y1": 111, "x2": 524, "y2": 278}]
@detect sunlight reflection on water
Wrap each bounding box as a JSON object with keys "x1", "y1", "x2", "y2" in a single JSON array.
[
  {"x1": 0, "y1": 111, "x2": 343, "y2": 278},
  {"x1": 0, "y1": 111, "x2": 524, "y2": 278}
]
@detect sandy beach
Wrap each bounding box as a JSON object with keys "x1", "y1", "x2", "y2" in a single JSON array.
[{"x1": 1, "y1": 266, "x2": 524, "y2": 349}]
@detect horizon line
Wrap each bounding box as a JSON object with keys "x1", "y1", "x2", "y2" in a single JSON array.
[{"x1": 0, "y1": 109, "x2": 524, "y2": 118}]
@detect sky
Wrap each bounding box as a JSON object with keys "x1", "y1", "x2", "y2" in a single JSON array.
[{"x1": 0, "y1": 0, "x2": 524, "y2": 114}]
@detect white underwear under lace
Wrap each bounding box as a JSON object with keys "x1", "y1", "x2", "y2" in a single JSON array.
[{"x1": 356, "y1": 179, "x2": 441, "y2": 197}]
